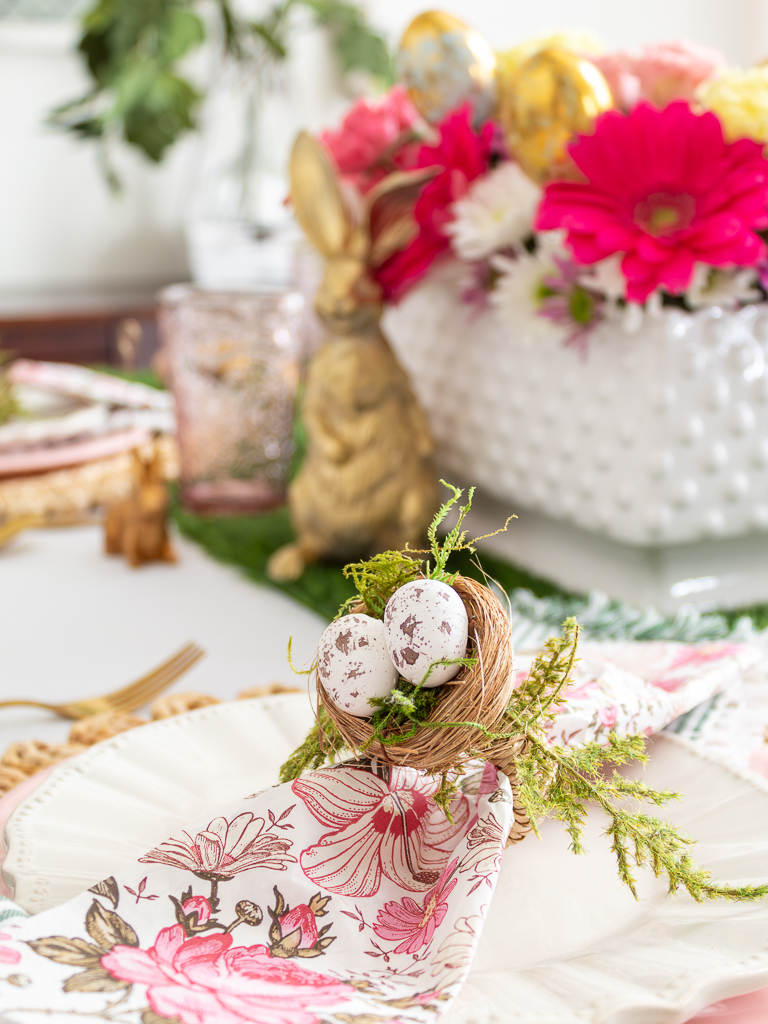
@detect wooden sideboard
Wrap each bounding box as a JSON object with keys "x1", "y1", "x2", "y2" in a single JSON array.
[{"x1": 0, "y1": 306, "x2": 160, "y2": 368}]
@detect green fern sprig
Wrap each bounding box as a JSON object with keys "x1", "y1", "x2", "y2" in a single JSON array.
[{"x1": 512, "y1": 650, "x2": 768, "y2": 902}]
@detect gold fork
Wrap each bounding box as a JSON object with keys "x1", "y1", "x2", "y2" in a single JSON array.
[
  {"x1": 0, "y1": 515, "x2": 44, "y2": 549},
  {"x1": 0, "y1": 512, "x2": 102, "y2": 550},
  {"x1": 0, "y1": 641, "x2": 206, "y2": 719}
]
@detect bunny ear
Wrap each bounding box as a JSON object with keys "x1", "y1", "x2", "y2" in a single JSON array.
[
  {"x1": 289, "y1": 131, "x2": 352, "y2": 258},
  {"x1": 365, "y1": 167, "x2": 441, "y2": 268}
]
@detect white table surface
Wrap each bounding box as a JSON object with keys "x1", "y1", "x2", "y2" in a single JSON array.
[{"x1": 0, "y1": 524, "x2": 325, "y2": 753}]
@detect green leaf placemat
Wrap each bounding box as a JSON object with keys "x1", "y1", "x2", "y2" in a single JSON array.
[{"x1": 172, "y1": 503, "x2": 567, "y2": 623}]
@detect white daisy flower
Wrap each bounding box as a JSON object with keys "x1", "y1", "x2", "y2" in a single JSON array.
[
  {"x1": 490, "y1": 249, "x2": 567, "y2": 344},
  {"x1": 446, "y1": 162, "x2": 542, "y2": 261},
  {"x1": 684, "y1": 264, "x2": 762, "y2": 310},
  {"x1": 577, "y1": 253, "x2": 627, "y2": 300}
]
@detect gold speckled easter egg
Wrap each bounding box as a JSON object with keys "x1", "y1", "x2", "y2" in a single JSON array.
[
  {"x1": 500, "y1": 47, "x2": 613, "y2": 182},
  {"x1": 398, "y1": 10, "x2": 497, "y2": 124}
]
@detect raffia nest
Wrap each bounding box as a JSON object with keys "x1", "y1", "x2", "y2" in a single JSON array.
[{"x1": 317, "y1": 574, "x2": 518, "y2": 775}]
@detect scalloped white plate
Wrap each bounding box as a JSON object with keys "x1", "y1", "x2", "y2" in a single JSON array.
[{"x1": 4, "y1": 695, "x2": 768, "y2": 1024}]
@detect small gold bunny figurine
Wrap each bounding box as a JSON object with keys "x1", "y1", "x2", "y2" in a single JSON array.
[
  {"x1": 105, "y1": 446, "x2": 176, "y2": 568},
  {"x1": 267, "y1": 132, "x2": 440, "y2": 582}
]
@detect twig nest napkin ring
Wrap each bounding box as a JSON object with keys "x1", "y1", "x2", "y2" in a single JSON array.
[{"x1": 318, "y1": 573, "x2": 515, "y2": 774}]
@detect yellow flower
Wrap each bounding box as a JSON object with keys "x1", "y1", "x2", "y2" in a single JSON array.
[{"x1": 697, "y1": 66, "x2": 768, "y2": 144}]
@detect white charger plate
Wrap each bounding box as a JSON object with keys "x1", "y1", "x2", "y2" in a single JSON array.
[{"x1": 4, "y1": 694, "x2": 768, "y2": 1024}]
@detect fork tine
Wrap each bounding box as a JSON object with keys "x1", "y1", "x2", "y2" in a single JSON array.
[
  {"x1": 101, "y1": 642, "x2": 200, "y2": 703},
  {"x1": 108, "y1": 652, "x2": 206, "y2": 712},
  {"x1": 106, "y1": 645, "x2": 206, "y2": 711},
  {"x1": 106, "y1": 645, "x2": 206, "y2": 714}
]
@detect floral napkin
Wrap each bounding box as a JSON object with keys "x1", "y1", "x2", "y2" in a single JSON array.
[
  {"x1": 538, "y1": 640, "x2": 762, "y2": 747},
  {"x1": 0, "y1": 639, "x2": 762, "y2": 1024},
  {"x1": 0, "y1": 761, "x2": 512, "y2": 1024}
]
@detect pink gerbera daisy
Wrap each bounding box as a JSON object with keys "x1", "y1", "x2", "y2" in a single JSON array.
[
  {"x1": 375, "y1": 106, "x2": 496, "y2": 301},
  {"x1": 536, "y1": 101, "x2": 768, "y2": 302}
]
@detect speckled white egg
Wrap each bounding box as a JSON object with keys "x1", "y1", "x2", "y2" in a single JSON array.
[
  {"x1": 317, "y1": 614, "x2": 399, "y2": 717},
  {"x1": 383, "y1": 579, "x2": 469, "y2": 687}
]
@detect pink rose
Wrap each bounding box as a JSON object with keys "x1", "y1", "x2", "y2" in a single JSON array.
[
  {"x1": 321, "y1": 86, "x2": 420, "y2": 193},
  {"x1": 592, "y1": 40, "x2": 724, "y2": 110},
  {"x1": 590, "y1": 52, "x2": 640, "y2": 110},
  {"x1": 102, "y1": 925, "x2": 353, "y2": 1024},
  {"x1": 631, "y1": 39, "x2": 724, "y2": 107}
]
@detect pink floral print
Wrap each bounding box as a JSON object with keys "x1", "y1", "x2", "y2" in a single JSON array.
[
  {"x1": 598, "y1": 706, "x2": 618, "y2": 728},
  {"x1": 458, "y1": 816, "x2": 506, "y2": 894},
  {"x1": 182, "y1": 895, "x2": 212, "y2": 924},
  {"x1": 278, "y1": 906, "x2": 318, "y2": 948},
  {"x1": 101, "y1": 925, "x2": 353, "y2": 1024},
  {"x1": 540, "y1": 640, "x2": 762, "y2": 749},
  {"x1": 7, "y1": 765, "x2": 515, "y2": 1024},
  {"x1": 140, "y1": 811, "x2": 296, "y2": 879},
  {"x1": 293, "y1": 765, "x2": 469, "y2": 896},
  {"x1": 373, "y1": 858, "x2": 458, "y2": 954},
  {"x1": 650, "y1": 643, "x2": 747, "y2": 692},
  {"x1": 0, "y1": 931, "x2": 20, "y2": 964}
]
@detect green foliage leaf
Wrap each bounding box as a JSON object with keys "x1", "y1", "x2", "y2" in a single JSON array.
[
  {"x1": 121, "y1": 72, "x2": 200, "y2": 162},
  {"x1": 63, "y1": 967, "x2": 130, "y2": 993},
  {"x1": 301, "y1": 0, "x2": 393, "y2": 83},
  {"x1": 85, "y1": 900, "x2": 139, "y2": 950},
  {"x1": 51, "y1": 0, "x2": 204, "y2": 168},
  {"x1": 159, "y1": 7, "x2": 205, "y2": 62},
  {"x1": 51, "y1": 0, "x2": 391, "y2": 175},
  {"x1": 88, "y1": 876, "x2": 120, "y2": 909},
  {"x1": 25, "y1": 936, "x2": 104, "y2": 968},
  {"x1": 143, "y1": 1011, "x2": 181, "y2": 1024}
]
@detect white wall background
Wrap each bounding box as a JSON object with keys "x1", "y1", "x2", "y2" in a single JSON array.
[{"x1": 1, "y1": 0, "x2": 768, "y2": 308}]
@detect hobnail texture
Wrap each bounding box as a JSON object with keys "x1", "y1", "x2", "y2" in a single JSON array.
[{"x1": 385, "y1": 265, "x2": 768, "y2": 547}]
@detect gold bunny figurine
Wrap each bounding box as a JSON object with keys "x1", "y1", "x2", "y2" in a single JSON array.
[
  {"x1": 105, "y1": 446, "x2": 176, "y2": 567},
  {"x1": 267, "y1": 132, "x2": 440, "y2": 582}
]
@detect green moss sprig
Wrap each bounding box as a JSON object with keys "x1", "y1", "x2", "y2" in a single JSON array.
[
  {"x1": 278, "y1": 706, "x2": 347, "y2": 782},
  {"x1": 424, "y1": 480, "x2": 516, "y2": 584},
  {"x1": 340, "y1": 550, "x2": 422, "y2": 619}
]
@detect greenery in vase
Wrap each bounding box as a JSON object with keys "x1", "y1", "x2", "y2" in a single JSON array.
[{"x1": 50, "y1": 0, "x2": 393, "y2": 186}]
